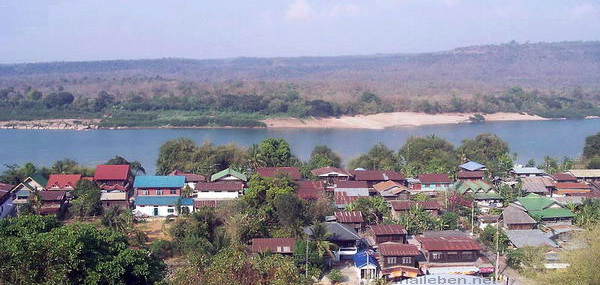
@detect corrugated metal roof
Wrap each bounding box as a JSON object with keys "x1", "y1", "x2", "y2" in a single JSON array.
[
  {"x1": 335, "y1": 211, "x2": 364, "y2": 223},
  {"x1": 100, "y1": 192, "x2": 127, "y2": 201},
  {"x1": 418, "y1": 237, "x2": 482, "y2": 251},
  {"x1": 250, "y1": 238, "x2": 295, "y2": 253},
  {"x1": 418, "y1": 173, "x2": 451, "y2": 184},
  {"x1": 94, "y1": 165, "x2": 130, "y2": 181},
  {"x1": 505, "y1": 230, "x2": 558, "y2": 248},
  {"x1": 378, "y1": 242, "x2": 420, "y2": 256},
  {"x1": 568, "y1": 169, "x2": 600, "y2": 178},
  {"x1": 459, "y1": 161, "x2": 486, "y2": 171},
  {"x1": 210, "y1": 168, "x2": 247, "y2": 182},
  {"x1": 353, "y1": 250, "x2": 379, "y2": 268},
  {"x1": 134, "y1": 196, "x2": 192, "y2": 206},
  {"x1": 370, "y1": 224, "x2": 407, "y2": 235},
  {"x1": 310, "y1": 167, "x2": 351, "y2": 177},
  {"x1": 133, "y1": 176, "x2": 185, "y2": 188}
]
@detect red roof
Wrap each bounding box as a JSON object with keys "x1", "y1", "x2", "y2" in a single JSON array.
[
  {"x1": 0, "y1": 182, "x2": 14, "y2": 191},
  {"x1": 296, "y1": 188, "x2": 323, "y2": 200},
  {"x1": 554, "y1": 182, "x2": 591, "y2": 189},
  {"x1": 418, "y1": 237, "x2": 482, "y2": 251},
  {"x1": 335, "y1": 211, "x2": 365, "y2": 223},
  {"x1": 457, "y1": 171, "x2": 484, "y2": 179},
  {"x1": 250, "y1": 238, "x2": 295, "y2": 253},
  {"x1": 370, "y1": 224, "x2": 408, "y2": 236},
  {"x1": 350, "y1": 170, "x2": 405, "y2": 181},
  {"x1": 335, "y1": 181, "x2": 369, "y2": 189},
  {"x1": 193, "y1": 199, "x2": 224, "y2": 208},
  {"x1": 256, "y1": 167, "x2": 302, "y2": 180},
  {"x1": 418, "y1": 173, "x2": 451, "y2": 184},
  {"x1": 378, "y1": 243, "x2": 420, "y2": 256},
  {"x1": 168, "y1": 170, "x2": 206, "y2": 182},
  {"x1": 334, "y1": 191, "x2": 360, "y2": 206},
  {"x1": 94, "y1": 165, "x2": 130, "y2": 181},
  {"x1": 46, "y1": 174, "x2": 81, "y2": 189},
  {"x1": 195, "y1": 182, "x2": 244, "y2": 192},
  {"x1": 100, "y1": 184, "x2": 127, "y2": 191},
  {"x1": 38, "y1": 190, "x2": 67, "y2": 201},
  {"x1": 551, "y1": 173, "x2": 578, "y2": 182},
  {"x1": 311, "y1": 167, "x2": 352, "y2": 177},
  {"x1": 390, "y1": 200, "x2": 440, "y2": 211}
]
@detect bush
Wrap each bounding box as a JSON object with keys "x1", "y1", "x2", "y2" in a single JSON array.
[
  {"x1": 150, "y1": 239, "x2": 174, "y2": 259},
  {"x1": 327, "y1": 269, "x2": 344, "y2": 284}
]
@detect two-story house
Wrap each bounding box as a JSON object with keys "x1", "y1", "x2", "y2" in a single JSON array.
[
  {"x1": 418, "y1": 236, "x2": 484, "y2": 275},
  {"x1": 376, "y1": 242, "x2": 421, "y2": 280},
  {"x1": 94, "y1": 164, "x2": 133, "y2": 191},
  {"x1": 133, "y1": 176, "x2": 192, "y2": 216}
]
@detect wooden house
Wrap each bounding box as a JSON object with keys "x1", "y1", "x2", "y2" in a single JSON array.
[
  {"x1": 311, "y1": 167, "x2": 352, "y2": 185},
  {"x1": 334, "y1": 211, "x2": 365, "y2": 232},
  {"x1": 349, "y1": 170, "x2": 405, "y2": 187},
  {"x1": 94, "y1": 165, "x2": 132, "y2": 191},
  {"x1": 369, "y1": 224, "x2": 408, "y2": 244},
  {"x1": 389, "y1": 200, "x2": 441, "y2": 219},
  {"x1": 377, "y1": 243, "x2": 421, "y2": 280}
]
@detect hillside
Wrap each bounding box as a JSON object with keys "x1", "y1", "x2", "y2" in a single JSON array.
[{"x1": 1, "y1": 41, "x2": 600, "y2": 99}]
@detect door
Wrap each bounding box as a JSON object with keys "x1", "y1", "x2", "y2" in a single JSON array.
[{"x1": 153, "y1": 207, "x2": 159, "y2": 216}]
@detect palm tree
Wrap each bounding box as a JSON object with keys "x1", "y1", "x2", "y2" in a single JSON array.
[{"x1": 309, "y1": 222, "x2": 336, "y2": 258}]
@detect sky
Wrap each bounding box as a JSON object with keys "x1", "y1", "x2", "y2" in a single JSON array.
[{"x1": 1, "y1": 0, "x2": 599, "y2": 63}]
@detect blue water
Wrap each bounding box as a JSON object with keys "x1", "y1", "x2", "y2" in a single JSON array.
[{"x1": 0, "y1": 119, "x2": 598, "y2": 174}]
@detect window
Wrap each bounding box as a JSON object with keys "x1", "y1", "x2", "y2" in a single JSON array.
[
  {"x1": 462, "y1": 251, "x2": 473, "y2": 260},
  {"x1": 402, "y1": 257, "x2": 411, "y2": 264},
  {"x1": 447, "y1": 251, "x2": 459, "y2": 260},
  {"x1": 387, "y1": 257, "x2": 397, "y2": 264},
  {"x1": 167, "y1": 208, "x2": 175, "y2": 213},
  {"x1": 156, "y1": 190, "x2": 163, "y2": 195},
  {"x1": 170, "y1": 190, "x2": 177, "y2": 195},
  {"x1": 140, "y1": 190, "x2": 149, "y2": 195},
  {"x1": 431, "y1": 252, "x2": 442, "y2": 260}
]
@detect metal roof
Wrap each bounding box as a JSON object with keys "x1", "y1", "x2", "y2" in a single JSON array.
[
  {"x1": 303, "y1": 222, "x2": 360, "y2": 242},
  {"x1": 505, "y1": 230, "x2": 558, "y2": 248},
  {"x1": 210, "y1": 168, "x2": 247, "y2": 182},
  {"x1": 335, "y1": 211, "x2": 365, "y2": 223},
  {"x1": 353, "y1": 250, "x2": 379, "y2": 268},
  {"x1": 133, "y1": 176, "x2": 185, "y2": 188},
  {"x1": 370, "y1": 224, "x2": 408, "y2": 236},
  {"x1": 512, "y1": 167, "x2": 545, "y2": 174},
  {"x1": 134, "y1": 196, "x2": 193, "y2": 206},
  {"x1": 459, "y1": 161, "x2": 486, "y2": 171},
  {"x1": 378, "y1": 242, "x2": 420, "y2": 256}
]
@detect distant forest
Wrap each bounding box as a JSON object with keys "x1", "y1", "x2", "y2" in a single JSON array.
[{"x1": 1, "y1": 41, "x2": 600, "y2": 126}]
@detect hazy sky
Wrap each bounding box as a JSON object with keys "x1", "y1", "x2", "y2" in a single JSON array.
[{"x1": 1, "y1": 0, "x2": 599, "y2": 63}]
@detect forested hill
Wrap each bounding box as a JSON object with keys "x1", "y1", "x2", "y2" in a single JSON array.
[{"x1": 2, "y1": 41, "x2": 600, "y2": 98}]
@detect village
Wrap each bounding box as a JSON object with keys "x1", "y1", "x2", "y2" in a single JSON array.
[{"x1": 2, "y1": 143, "x2": 600, "y2": 285}]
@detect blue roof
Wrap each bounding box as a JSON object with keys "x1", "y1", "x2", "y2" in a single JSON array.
[
  {"x1": 353, "y1": 250, "x2": 378, "y2": 268},
  {"x1": 459, "y1": 161, "x2": 485, "y2": 171},
  {"x1": 133, "y1": 176, "x2": 185, "y2": 188},
  {"x1": 134, "y1": 196, "x2": 193, "y2": 206}
]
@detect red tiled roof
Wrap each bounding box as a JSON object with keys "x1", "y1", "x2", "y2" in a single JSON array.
[
  {"x1": 46, "y1": 174, "x2": 81, "y2": 189},
  {"x1": 370, "y1": 224, "x2": 408, "y2": 235},
  {"x1": 0, "y1": 182, "x2": 14, "y2": 191},
  {"x1": 418, "y1": 173, "x2": 451, "y2": 184},
  {"x1": 378, "y1": 243, "x2": 420, "y2": 256},
  {"x1": 250, "y1": 238, "x2": 295, "y2": 253},
  {"x1": 256, "y1": 167, "x2": 302, "y2": 180},
  {"x1": 335, "y1": 181, "x2": 369, "y2": 189},
  {"x1": 38, "y1": 190, "x2": 67, "y2": 201},
  {"x1": 457, "y1": 171, "x2": 484, "y2": 179},
  {"x1": 555, "y1": 182, "x2": 591, "y2": 189},
  {"x1": 195, "y1": 182, "x2": 244, "y2": 192},
  {"x1": 311, "y1": 167, "x2": 352, "y2": 177},
  {"x1": 334, "y1": 191, "x2": 360, "y2": 206},
  {"x1": 335, "y1": 211, "x2": 365, "y2": 223},
  {"x1": 193, "y1": 199, "x2": 224, "y2": 208},
  {"x1": 551, "y1": 173, "x2": 578, "y2": 182},
  {"x1": 94, "y1": 165, "x2": 130, "y2": 181},
  {"x1": 168, "y1": 170, "x2": 206, "y2": 182},
  {"x1": 418, "y1": 237, "x2": 482, "y2": 251},
  {"x1": 390, "y1": 200, "x2": 440, "y2": 211},
  {"x1": 350, "y1": 170, "x2": 405, "y2": 181}
]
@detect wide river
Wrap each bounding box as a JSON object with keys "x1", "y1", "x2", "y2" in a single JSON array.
[{"x1": 1, "y1": 119, "x2": 599, "y2": 174}]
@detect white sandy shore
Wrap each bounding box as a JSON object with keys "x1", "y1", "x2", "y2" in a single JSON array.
[{"x1": 262, "y1": 112, "x2": 549, "y2": 130}]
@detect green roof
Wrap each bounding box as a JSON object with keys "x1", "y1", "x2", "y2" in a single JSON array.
[
  {"x1": 517, "y1": 193, "x2": 556, "y2": 212},
  {"x1": 474, "y1": 192, "x2": 503, "y2": 200},
  {"x1": 454, "y1": 180, "x2": 493, "y2": 194},
  {"x1": 30, "y1": 173, "x2": 48, "y2": 187},
  {"x1": 210, "y1": 168, "x2": 247, "y2": 182},
  {"x1": 535, "y1": 208, "x2": 575, "y2": 219}
]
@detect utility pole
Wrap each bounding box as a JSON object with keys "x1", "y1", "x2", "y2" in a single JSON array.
[
  {"x1": 470, "y1": 201, "x2": 475, "y2": 235},
  {"x1": 305, "y1": 239, "x2": 309, "y2": 278},
  {"x1": 494, "y1": 218, "x2": 501, "y2": 283}
]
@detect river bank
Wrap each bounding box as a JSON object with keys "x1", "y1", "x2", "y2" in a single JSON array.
[{"x1": 0, "y1": 112, "x2": 551, "y2": 130}]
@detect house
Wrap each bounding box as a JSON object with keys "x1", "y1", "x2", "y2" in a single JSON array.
[
  {"x1": 373, "y1": 181, "x2": 411, "y2": 200},
  {"x1": 512, "y1": 167, "x2": 545, "y2": 177},
  {"x1": 11, "y1": 174, "x2": 47, "y2": 202},
  {"x1": 303, "y1": 222, "x2": 361, "y2": 260},
  {"x1": 210, "y1": 168, "x2": 247, "y2": 183},
  {"x1": 369, "y1": 224, "x2": 408, "y2": 244},
  {"x1": 250, "y1": 238, "x2": 295, "y2": 255},
  {"x1": 334, "y1": 191, "x2": 360, "y2": 209},
  {"x1": 516, "y1": 193, "x2": 575, "y2": 224},
  {"x1": 353, "y1": 250, "x2": 379, "y2": 281},
  {"x1": 295, "y1": 180, "x2": 324, "y2": 201},
  {"x1": 505, "y1": 229, "x2": 558, "y2": 248},
  {"x1": 551, "y1": 173, "x2": 578, "y2": 183},
  {"x1": 376, "y1": 243, "x2": 421, "y2": 280},
  {"x1": 452, "y1": 180, "x2": 503, "y2": 211},
  {"x1": 334, "y1": 211, "x2": 365, "y2": 232},
  {"x1": 502, "y1": 204, "x2": 537, "y2": 230},
  {"x1": 418, "y1": 236, "x2": 483, "y2": 275},
  {"x1": 521, "y1": 176, "x2": 555, "y2": 196},
  {"x1": 46, "y1": 174, "x2": 82, "y2": 191},
  {"x1": 255, "y1": 167, "x2": 302, "y2": 180},
  {"x1": 459, "y1": 161, "x2": 486, "y2": 172},
  {"x1": 36, "y1": 190, "x2": 68, "y2": 216},
  {"x1": 133, "y1": 196, "x2": 193, "y2": 216},
  {"x1": 349, "y1": 170, "x2": 405, "y2": 187},
  {"x1": 133, "y1": 176, "x2": 185, "y2": 196},
  {"x1": 389, "y1": 200, "x2": 441, "y2": 219},
  {"x1": 0, "y1": 183, "x2": 15, "y2": 219},
  {"x1": 194, "y1": 181, "x2": 244, "y2": 200},
  {"x1": 417, "y1": 174, "x2": 452, "y2": 191},
  {"x1": 567, "y1": 169, "x2": 600, "y2": 182},
  {"x1": 310, "y1": 167, "x2": 352, "y2": 185},
  {"x1": 94, "y1": 165, "x2": 132, "y2": 191},
  {"x1": 100, "y1": 192, "x2": 129, "y2": 210},
  {"x1": 476, "y1": 215, "x2": 500, "y2": 230},
  {"x1": 553, "y1": 182, "x2": 592, "y2": 196},
  {"x1": 333, "y1": 181, "x2": 370, "y2": 197},
  {"x1": 457, "y1": 171, "x2": 485, "y2": 181},
  {"x1": 168, "y1": 170, "x2": 206, "y2": 190}
]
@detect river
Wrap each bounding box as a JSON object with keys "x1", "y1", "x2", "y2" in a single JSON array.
[{"x1": 0, "y1": 119, "x2": 598, "y2": 174}]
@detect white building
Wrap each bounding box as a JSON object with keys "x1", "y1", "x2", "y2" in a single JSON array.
[
  {"x1": 195, "y1": 181, "x2": 244, "y2": 200},
  {"x1": 133, "y1": 196, "x2": 193, "y2": 217}
]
